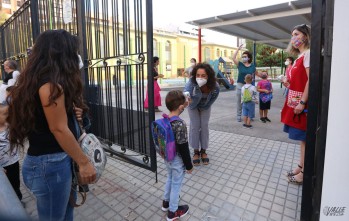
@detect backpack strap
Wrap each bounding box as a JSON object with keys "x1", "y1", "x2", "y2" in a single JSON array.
[{"x1": 162, "y1": 113, "x2": 182, "y2": 123}]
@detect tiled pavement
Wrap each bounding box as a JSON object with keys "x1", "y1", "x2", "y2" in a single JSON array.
[
  {"x1": 22, "y1": 129, "x2": 302, "y2": 221},
  {"x1": 20, "y1": 83, "x2": 303, "y2": 220}
]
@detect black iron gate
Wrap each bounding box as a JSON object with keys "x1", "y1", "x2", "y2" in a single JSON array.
[{"x1": 0, "y1": 0, "x2": 157, "y2": 172}]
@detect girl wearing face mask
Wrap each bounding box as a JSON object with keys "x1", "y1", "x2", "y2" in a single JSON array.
[
  {"x1": 232, "y1": 45, "x2": 262, "y2": 122},
  {"x1": 282, "y1": 24, "x2": 311, "y2": 185},
  {"x1": 257, "y1": 71, "x2": 273, "y2": 123},
  {"x1": 184, "y1": 63, "x2": 220, "y2": 166},
  {"x1": 282, "y1": 56, "x2": 294, "y2": 98}
]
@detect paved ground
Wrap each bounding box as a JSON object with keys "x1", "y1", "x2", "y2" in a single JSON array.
[{"x1": 21, "y1": 82, "x2": 303, "y2": 221}]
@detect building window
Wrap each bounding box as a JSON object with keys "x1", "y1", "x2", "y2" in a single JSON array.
[
  {"x1": 153, "y1": 38, "x2": 158, "y2": 57},
  {"x1": 231, "y1": 51, "x2": 234, "y2": 58},
  {"x1": 216, "y1": 49, "x2": 220, "y2": 57},
  {"x1": 204, "y1": 47, "x2": 211, "y2": 61},
  {"x1": 118, "y1": 34, "x2": 124, "y2": 55},
  {"x1": 3, "y1": 0, "x2": 11, "y2": 4},
  {"x1": 165, "y1": 41, "x2": 171, "y2": 71},
  {"x1": 98, "y1": 31, "x2": 105, "y2": 58},
  {"x1": 224, "y1": 50, "x2": 227, "y2": 57}
]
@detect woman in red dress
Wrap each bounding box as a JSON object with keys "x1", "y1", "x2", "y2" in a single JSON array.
[
  {"x1": 281, "y1": 24, "x2": 311, "y2": 185},
  {"x1": 144, "y1": 56, "x2": 163, "y2": 112}
]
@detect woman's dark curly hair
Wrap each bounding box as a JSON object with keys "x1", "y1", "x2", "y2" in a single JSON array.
[
  {"x1": 7, "y1": 29, "x2": 88, "y2": 147},
  {"x1": 190, "y1": 63, "x2": 217, "y2": 92}
]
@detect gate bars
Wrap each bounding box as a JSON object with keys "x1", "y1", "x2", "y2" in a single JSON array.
[{"x1": 0, "y1": 0, "x2": 157, "y2": 173}]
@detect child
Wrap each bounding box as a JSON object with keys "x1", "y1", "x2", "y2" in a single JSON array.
[
  {"x1": 162, "y1": 90, "x2": 193, "y2": 221},
  {"x1": 241, "y1": 74, "x2": 258, "y2": 128},
  {"x1": 257, "y1": 70, "x2": 273, "y2": 123},
  {"x1": 0, "y1": 104, "x2": 22, "y2": 200}
]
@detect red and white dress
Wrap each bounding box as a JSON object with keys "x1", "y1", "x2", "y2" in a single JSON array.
[{"x1": 281, "y1": 50, "x2": 310, "y2": 131}]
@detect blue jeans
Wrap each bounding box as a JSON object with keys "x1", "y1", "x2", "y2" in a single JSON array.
[
  {"x1": 163, "y1": 155, "x2": 185, "y2": 212},
  {"x1": 22, "y1": 152, "x2": 74, "y2": 221}
]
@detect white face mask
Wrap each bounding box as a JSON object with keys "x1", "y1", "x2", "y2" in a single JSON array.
[
  {"x1": 196, "y1": 78, "x2": 207, "y2": 87},
  {"x1": 242, "y1": 57, "x2": 249, "y2": 63},
  {"x1": 285, "y1": 61, "x2": 290, "y2": 66},
  {"x1": 77, "y1": 54, "x2": 84, "y2": 69},
  {"x1": 190, "y1": 62, "x2": 196, "y2": 67}
]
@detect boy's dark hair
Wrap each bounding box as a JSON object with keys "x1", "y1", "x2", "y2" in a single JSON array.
[
  {"x1": 286, "y1": 56, "x2": 294, "y2": 64},
  {"x1": 165, "y1": 90, "x2": 185, "y2": 111},
  {"x1": 190, "y1": 58, "x2": 196, "y2": 63}
]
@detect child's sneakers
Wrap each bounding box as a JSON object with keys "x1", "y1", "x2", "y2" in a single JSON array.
[
  {"x1": 260, "y1": 117, "x2": 266, "y2": 123},
  {"x1": 162, "y1": 200, "x2": 169, "y2": 211},
  {"x1": 265, "y1": 117, "x2": 271, "y2": 122},
  {"x1": 167, "y1": 205, "x2": 189, "y2": 221},
  {"x1": 243, "y1": 124, "x2": 252, "y2": 129}
]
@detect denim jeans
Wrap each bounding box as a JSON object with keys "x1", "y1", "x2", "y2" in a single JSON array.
[
  {"x1": 163, "y1": 155, "x2": 185, "y2": 212},
  {"x1": 22, "y1": 152, "x2": 74, "y2": 221}
]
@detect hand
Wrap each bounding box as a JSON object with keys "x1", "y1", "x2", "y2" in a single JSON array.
[
  {"x1": 238, "y1": 44, "x2": 244, "y2": 50},
  {"x1": 294, "y1": 103, "x2": 305, "y2": 115},
  {"x1": 283, "y1": 81, "x2": 290, "y2": 88},
  {"x1": 78, "y1": 161, "x2": 97, "y2": 184},
  {"x1": 187, "y1": 97, "x2": 192, "y2": 104},
  {"x1": 186, "y1": 168, "x2": 193, "y2": 174},
  {"x1": 74, "y1": 107, "x2": 83, "y2": 122},
  {"x1": 158, "y1": 74, "x2": 164, "y2": 78}
]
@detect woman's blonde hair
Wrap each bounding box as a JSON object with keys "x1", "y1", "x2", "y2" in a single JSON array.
[{"x1": 287, "y1": 24, "x2": 311, "y2": 56}]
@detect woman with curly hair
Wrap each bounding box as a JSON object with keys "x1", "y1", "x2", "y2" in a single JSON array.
[
  {"x1": 184, "y1": 63, "x2": 220, "y2": 166},
  {"x1": 7, "y1": 30, "x2": 96, "y2": 220}
]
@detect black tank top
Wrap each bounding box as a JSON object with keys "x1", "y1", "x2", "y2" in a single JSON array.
[{"x1": 27, "y1": 81, "x2": 78, "y2": 156}]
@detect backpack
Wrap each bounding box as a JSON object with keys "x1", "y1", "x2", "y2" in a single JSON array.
[
  {"x1": 151, "y1": 114, "x2": 182, "y2": 161},
  {"x1": 242, "y1": 86, "x2": 252, "y2": 103}
]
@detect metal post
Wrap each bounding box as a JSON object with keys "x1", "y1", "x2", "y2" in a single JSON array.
[
  {"x1": 76, "y1": 0, "x2": 89, "y2": 88},
  {"x1": 0, "y1": 29, "x2": 6, "y2": 79},
  {"x1": 30, "y1": 0, "x2": 40, "y2": 41},
  {"x1": 146, "y1": 0, "x2": 157, "y2": 177},
  {"x1": 198, "y1": 28, "x2": 202, "y2": 62}
]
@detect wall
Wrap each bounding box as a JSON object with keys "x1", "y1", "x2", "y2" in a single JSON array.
[{"x1": 320, "y1": 0, "x2": 349, "y2": 220}]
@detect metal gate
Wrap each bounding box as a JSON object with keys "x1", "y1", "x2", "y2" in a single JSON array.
[{"x1": 0, "y1": 0, "x2": 157, "y2": 172}]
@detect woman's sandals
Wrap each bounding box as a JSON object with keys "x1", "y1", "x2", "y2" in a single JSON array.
[
  {"x1": 192, "y1": 150, "x2": 201, "y2": 166},
  {"x1": 192, "y1": 149, "x2": 210, "y2": 166},
  {"x1": 286, "y1": 164, "x2": 302, "y2": 177},
  {"x1": 200, "y1": 149, "x2": 209, "y2": 165},
  {"x1": 288, "y1": 171, "x2": 303, "y2": 185}
]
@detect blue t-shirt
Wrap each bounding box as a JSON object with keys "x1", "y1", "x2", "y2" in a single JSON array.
[{"x1": 237, "y1": 62, "x2": 256, "y2": 84}]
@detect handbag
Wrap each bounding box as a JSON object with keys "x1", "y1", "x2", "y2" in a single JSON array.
[{"x1": 70, "y1": 114, "x2": 107, "y2": 207}]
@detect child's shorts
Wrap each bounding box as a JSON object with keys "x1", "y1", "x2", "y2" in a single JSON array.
[
  {"x1": 242, "y1": 102, "x2": 254, "y2": 118},
  {"x1": 259, "y1": 99, "x2": 271, "y2": 110}
]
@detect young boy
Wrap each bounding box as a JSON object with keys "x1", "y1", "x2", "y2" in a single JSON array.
[
  {"x1": 241, "y1": 74, "x2": 258, "y2": 128},
  {"x1": 162, "y1": 90, "x2": 193, "y2": 221},
  {"x1": 0, "y1": 104, "x2": 22, "y2": 200},
  {"x1": 257, "y1": 70, "x2": 273, "y2": 123}
]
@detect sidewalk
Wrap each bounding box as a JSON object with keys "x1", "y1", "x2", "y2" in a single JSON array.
[{"x1": 21, "y1": 82, "x2": 302, "y2": 221}]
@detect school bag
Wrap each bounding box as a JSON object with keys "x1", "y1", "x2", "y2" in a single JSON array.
[
  {"x1": 151, "y1": 114, "x2": 182, "y2": 161},
  {"x1": 242, "y1": 86, "x2": 252, "y2": 103}
]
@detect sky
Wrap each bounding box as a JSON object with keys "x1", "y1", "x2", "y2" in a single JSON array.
[{"x1": 152, "y1": 0, "x2": 295, "y2": 45}]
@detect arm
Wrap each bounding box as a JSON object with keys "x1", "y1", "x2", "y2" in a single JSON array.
[
  {"x1": 294, "y1": 68, "x2": 309, "y2": 114},
  {"x1": 39, "y1": 83, "x2": 96, "y2": 184},
  {"x1": 177, "y1": 142, "x2": 193, "y2": 171},
  {"x1": 255, "y1": 69, "x2": 262, "y2": 78},
  {"x1": 232, "y1": 44, "x2": 243, "y2": 65}
]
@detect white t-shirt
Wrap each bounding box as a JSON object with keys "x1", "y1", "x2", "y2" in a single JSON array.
[{"x1": 0, "y1": 127, "x2": 19, "y2": 167}]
